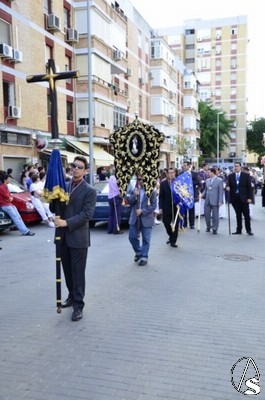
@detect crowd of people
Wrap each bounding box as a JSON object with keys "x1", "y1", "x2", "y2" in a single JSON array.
[{"x1": 1, "y1": 159, "x2": 264, "y2": 321}]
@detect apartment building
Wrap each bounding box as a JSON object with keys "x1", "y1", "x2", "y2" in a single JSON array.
[
  {"x1": 1, "y1": 1, "x2": 247, "y2": 179},
  {"x1": 159, "y1": 16, "x2": 248, "y2": 161}
]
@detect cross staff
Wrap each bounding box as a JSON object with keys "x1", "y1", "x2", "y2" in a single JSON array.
[{"x1": 26, "y1": 58, "x2": 80, "y2": 139}]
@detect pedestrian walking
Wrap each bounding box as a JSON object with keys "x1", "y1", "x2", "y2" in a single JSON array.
[
  {"x1": 128, "y1": 175, "x2": 157, "y2": 266},
  {"x1": 159, "y1": 168, "x2": 179, "y2": 247},
  {"x1": 226, "y1": 162, "x2": 254, "y2": 235},
  {"x1": 108, "y1": 167, "x2": 123, "y2": 234},
  {"x1": 54, "y1": 156, "x2": 97, "y2": 321},
  {"x1": 201, "y1": 168, "x2": 223, "y2": 234}
]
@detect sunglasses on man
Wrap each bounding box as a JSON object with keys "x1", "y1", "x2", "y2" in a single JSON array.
[{"x1": 71, "y1": 163, "x2": 85, "y2": 170}]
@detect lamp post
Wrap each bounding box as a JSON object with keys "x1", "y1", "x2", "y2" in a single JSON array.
[{"x1": 217, "y1": 111, "x2": 223, "y2": 167}]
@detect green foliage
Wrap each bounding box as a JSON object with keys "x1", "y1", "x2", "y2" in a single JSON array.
[
  {"x1": 198, "y1": 101, "x2": 233, "y2": 158},
  {"x1": 247, "y1": 118, "x2": 265, "y2": 158}
]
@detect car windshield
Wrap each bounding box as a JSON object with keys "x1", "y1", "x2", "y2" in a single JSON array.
[
  {"x1": 7, "y1": 179, "x2": 27, "y2": 194},
  {"x1": 94, "y1": 182, "x2": 109, "y2": 194}
]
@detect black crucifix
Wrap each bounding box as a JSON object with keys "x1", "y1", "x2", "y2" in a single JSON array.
[{"x1": 26, "y1": 58, "x2": 80, "y2": 139}]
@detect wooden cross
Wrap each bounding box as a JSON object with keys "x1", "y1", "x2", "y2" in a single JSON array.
[{"x1": 26, "y1": 58, "x2": 80, "y2": 139}]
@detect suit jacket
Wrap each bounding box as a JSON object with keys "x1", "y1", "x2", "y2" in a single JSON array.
[
  {"x1": 63, "y1": 180, "x2": 97, "y2": 248},
  {"x1": 202, "y1": 176, "x2": 223, "y2": 206},
  {"x1": 227, "y1": 171, "x2": 253, "y2": 203},
  {"x1": 128, "y1": 189, "x2": 157, "y2": 227},
  {"x1": 159, "y1": 179, "x2": 173, "y2": 215}
]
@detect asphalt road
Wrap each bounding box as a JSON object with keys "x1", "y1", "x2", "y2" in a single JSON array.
[{"x1": 1, "y1": 192, "x2": 265, "y2": 400}]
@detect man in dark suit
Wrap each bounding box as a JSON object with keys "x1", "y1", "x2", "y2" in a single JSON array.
[
  {"x1": 159, "y1": 168, "x2": 179, "y2": 247},
  {"x1": 55, "y1": 156, "x2": 97, "y2": 321},
  {"x1": 227, "y1": 162, "x2": 254, "y2": 235},
  {"x1": 127, "y1": 175, "x2": 157, "y2": 266}
]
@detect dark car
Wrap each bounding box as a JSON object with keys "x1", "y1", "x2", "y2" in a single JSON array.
[
  {"x1": 0, "y1": 207, "x2": 13, "y2": 232},
  {"x1": 90, "y1": 181, "x2": 131, "y2": 227},
  {"x1": 7, "y1": 179, "x2": 42, "y2": 224}
]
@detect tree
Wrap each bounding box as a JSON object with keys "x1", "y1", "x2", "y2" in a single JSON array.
[
  {"x1": 247, "y1": 118, "x2": 265, "y2": 161},
  {"x1": 198, "y1": 101, "x2": 233, "y2": 158}
]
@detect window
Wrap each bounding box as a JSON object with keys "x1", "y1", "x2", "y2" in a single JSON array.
[
  {"x1": 185, "y1": 44, "x2": 195, "y2": 50},
  {"x1": 113, "y1": 107, "x2": 125, "y2": 129},
  {"x1": 64, "y1": 8, "x2": 71, "y2": 29},
  {"x1": 44, "y1": 0, "x2": 51, "y2": 14},
  {"x1": 185, "y1": 58, "x2": 195, "y2": 64},
  {"x1": 231, "y1": 43, "x2": 237, "y2": 51},
  {"x1": 0, "y1": 132, "x2": 30, "y2": 146},
  {"x1": 3, "y1": 81, "x2": 15, "y2": 107},
  {"x1": 185, "y1": 29, "x2": 195, "y2": 35},
  {"x1": 67, "y1": 101, "x2": 73, "y2": 121},
  {"x1": 151, "y1": 41, "x2": 161, "y2": 59},
  {"x1": 0, "y1": 19, "x2": 11, "y2": 45}
]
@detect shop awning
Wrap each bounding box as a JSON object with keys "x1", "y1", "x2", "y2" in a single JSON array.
[
  {"x1": 66, "y1": 140, "x2": 89, "y2": 155},
  {"x1": 93, "y1": 144, "x2": 114, "y2": 166},
  {"x1": 43, "y1": 149, "x2": 88, "y2": 164}
]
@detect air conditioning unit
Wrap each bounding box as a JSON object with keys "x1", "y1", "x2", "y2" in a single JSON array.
[
  {"x1": 12, "y1": 48, "x2": 23, "y2": 63},
  {"x1": 66, "y1": 28, "x2": 79, "y2": 43},
  {"x1": 47, "y1": 14, "x2": 60, "y2": 31},
  {"x1": 211, "y1": 92, "x2": 215, "y2": 96},
  {"x1": 78, "y1": 125, "x2": 89, "y2": 135},
  {"x1": 197, "y1": 38, "x2": 202, "y2": 42},
  {"x1": 231, "y1": 64, "x2": 237, "y2": 69},
  {"x1": 139, "y1": 78, "x2": 145, "y2": 85},
  {"x1": 216, "y1": 50, "x2": 221, "y2": 54},
  {"x1": 0, "y1": 43, "x2": 13, "y2": 58},
  {"x1": 216, "y1": 35, "x2": 221, "y2": 39},
  {"x1": 197, "y1": 68, "x2": 201, "y2": 72},
  {"x1": 229, "y1": 152, "x2": 236, "y2": 157},
  {"x1": 8, "y1": 106, "x2": 21, "y2": 119},
  {"x1": 126, "y1": 68, "x2": 132, "y2": 76},
  {"x1": 114, "y1": 50, "x2": 123, "y2": 61}
]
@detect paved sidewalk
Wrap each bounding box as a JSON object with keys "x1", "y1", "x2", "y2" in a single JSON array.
[{"x1": 0, "y1": 193, "x2": 265, "y2": 400}]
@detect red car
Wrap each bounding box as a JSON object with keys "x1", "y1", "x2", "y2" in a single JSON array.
[{"x1": 7, "y1": 179, "x2": 42, "y2": 224}]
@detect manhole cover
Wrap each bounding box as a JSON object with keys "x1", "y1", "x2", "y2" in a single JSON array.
[{"x1": 219, "y1": 254, "x2": 254, "y2": 262}]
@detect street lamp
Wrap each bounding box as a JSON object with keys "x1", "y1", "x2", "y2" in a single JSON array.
[{"x1": 217, "y1": 112, "x2": 223, "y2": 167}]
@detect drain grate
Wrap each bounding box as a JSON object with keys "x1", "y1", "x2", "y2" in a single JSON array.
[{"x1": 218, "y1": 254, "x2": 254, "y2": 262}]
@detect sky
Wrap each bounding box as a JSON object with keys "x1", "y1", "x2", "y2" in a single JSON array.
[{"x1": 130, "y1": 0, "x2": 265, "y2": 121}]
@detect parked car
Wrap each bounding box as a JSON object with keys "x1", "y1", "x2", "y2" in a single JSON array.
[
  {"x1": 0, "y1": 207, "x2": 13, "y2": 232},
  {"x1": 90, "y1": 181, "x2": 131, "y2": 227},
  {"x1": 7, "y1": 179, "x2": 42, "y2": 224}
]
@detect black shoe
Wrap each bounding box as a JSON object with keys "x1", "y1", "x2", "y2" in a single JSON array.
[
  {"x1": 247, "y1": 231, "x2": 254, "y2": 236},
  {"x1": 190, "y1": 226, "x2": 195, "y2": 229},
  {"x1": 134, "y1": 255, "x2": 141, "y2": 262},
  {"x1": 114, "y1": 231, "x2": 124, "y2": 234},
  {"x1": 72, "y1": 309, "x2": 83, "y2": 322},
  {"x1": 138, "y1": 260, "x2": 147, "y2": 266},
  {"x1": 213, "y1": 230, "x2": 217, "y2": 235},
  {"x1": 206, "y1": 228, "x2": 210, "y2": 232},
  {"x1": 232, "y1": 231, "x2": 242, "y2": 235},
  {"x1": 170, "y1": 243, "x2": 178, "y2": 248},
  {"x1": 24, "y1": 231, "x2": 35, "y2": 236},
  {"x1": 166, "y1": 239, "x2": 171, "y2": 244},
  {"x1": 61, "y1": 297, "x2": 73, "y2": 308}
]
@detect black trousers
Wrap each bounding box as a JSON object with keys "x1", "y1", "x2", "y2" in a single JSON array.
[
  {"x1": 162, "y1": 212, "x2": 179, "y2": 244},
  {"x1": 60, "y1": 240, "x2": 88, "y2": 310},
  {"x1": 231, "y1": 194, "x2": 251, "y2": 233}
]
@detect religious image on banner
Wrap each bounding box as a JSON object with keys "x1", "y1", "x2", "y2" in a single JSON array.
[
  {"x1": 171, "y1": 172, "x2": 194, "y2": 229},
  {"x1": 109, "y1": 116, "x2": 165, "y2": 199}
]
